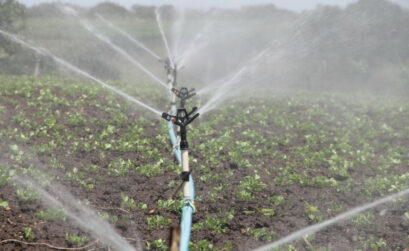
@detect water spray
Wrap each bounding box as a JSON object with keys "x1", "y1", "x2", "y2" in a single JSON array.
[
  {"x1": 95, "y1": 13, "x2": 161, "y2": 61},
  {"x1": 155, "y1": 8, "x2": 175, "y2": 69},
  {"x1": 176, "y1": 20, "x2": 215, "y2": 68},
  {"x1": 14, "y1": 177, "x2": 138, "y2": 251},
  {"x1": 254, "y1": 187, "x2": 409, "y2": 251},
  {"x1": 80, "y1": 20, "x2": 169, "y2": 90},
  {"x1": 0, "y1": 28, "x2": 162, "y2": 117}
]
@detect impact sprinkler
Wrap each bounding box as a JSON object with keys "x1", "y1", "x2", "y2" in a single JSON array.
[
  {"x1": 169, "y1": 87, "x2": 196, "y2": 153},
  {"x1": 162, "y1": 107, "x2": 199, "y2": 200},
  {"x1": 162, "y1": 107, "x2": 199, "y2": 151},
  {"x1": 161, "y1": 58, "x2": 179, "y2": 112},
  {"x1": 171, "y1": 87, "x2": 196, "y2": 109},
  {"x1": 162, "y1": 58, "x2": 177, "y2": 88}
]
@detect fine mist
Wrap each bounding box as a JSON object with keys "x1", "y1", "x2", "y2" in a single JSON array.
[{"x1": 14, "y1": 176, "x2": 139, "y2": 251}]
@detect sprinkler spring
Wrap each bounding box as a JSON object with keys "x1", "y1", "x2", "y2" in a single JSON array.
[
  {"x1": 172, "y1": 87, "x2": 196, "y2": 108},
  {"x1": 162, "y1": 107, "x2": 199, "y2": 150}
]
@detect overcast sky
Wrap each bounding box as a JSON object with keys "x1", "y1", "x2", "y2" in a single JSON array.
[{"x1": 17, "y1": 0, "x2": 408, "y2": 12}]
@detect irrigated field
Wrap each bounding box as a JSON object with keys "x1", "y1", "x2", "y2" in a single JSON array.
[{"x1": 1, "y1": 76, "x2": 409, "y2": 250}]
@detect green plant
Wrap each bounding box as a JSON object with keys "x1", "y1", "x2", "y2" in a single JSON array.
[
  {"x1": 190, "y1": 240, "x2": 233, "y2": 251},
  {"x1": 65, "y1": 233, "x2": 89, "y2": 247},
  {"x1": 107, "y1": 158, "x2": 133, "y2": 176},
  {"x1": 189, "y1": 240, "x2": 215, "y2": 251},
  {"x1": 0, "y1": 200, "x2": 9, "y2": 209},
  {"x1": 137, "y1": 159, "x2": 164, "y2": 177},
  {"x1": 246, "y1": 227, "x2": 276, "y2": 241},
  {"x1": 358, "y1": 235, "x2": 387, "y2": 250},
  {"x1": 24, "y1": 227, "x2": 35, "y2": 241},
  {"x1": 121, "y1": 192, "x2": 136, "y2": 210},
  {"x1": 327, "y1": 201, "x2": 345, "y2": 214},
  {"x1": 258, "y1": 208, "x2": 275, "y2": 217},
  {"x1": 239, "y1": 171, "x2": 267, "y2": 192},
  {"x1": 147, "y1": 239, "x2": 168, "y2": 250},
  {"x1": 268, "y1": 195, "x2": 286, "y2": 206},
  {"x1": 157, "y1": 199, "x2": 185, "y2": 214},
  {"x1": 305, "y1": 201, "x2": 324, "y2": 223},
  {"x1": 236, "y1": 189, "x2": 256, "y2": 201},
  {"x1": 352, "y1": 213, "x2": 375, "y2": 227},
  {"x1": 138, "y1": 202, "x2": 147, "y2": 210},
  {"x1": 146, "y1": 215, "x2": 171, "y2": 230},
  {"x1": 16, "y1": 187, "x2": 40, "y2": 202},
  {"x1": 36, "y1": 207, "x2": 67, "y2": 221},
  {"x1": 192, "y1": 215, "x2": 228, "y2": 233}
]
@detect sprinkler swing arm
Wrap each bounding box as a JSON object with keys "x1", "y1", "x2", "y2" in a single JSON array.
[{"x1": 171, "y1": 87, "x2": 196, "y2": 109}]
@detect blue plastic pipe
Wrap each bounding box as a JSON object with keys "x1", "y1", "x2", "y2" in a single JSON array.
[
  {"x1": 168, "y1": 120, "x2": 182, "y2": 163},
  {"x1": 180, "y1": 175, "x2": 195, "y2": 251}
]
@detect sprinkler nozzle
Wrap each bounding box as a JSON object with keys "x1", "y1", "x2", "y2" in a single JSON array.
[{"x1": 162, "y1": 112, "x2": 172, "y2": 121}]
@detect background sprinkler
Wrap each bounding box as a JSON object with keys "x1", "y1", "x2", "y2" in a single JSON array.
[
  {"x1": 163, "y1": 58, "x2": 178, "y2": 88},
  {"x1": 172, "y1": 87, "x2": 196, "y2": 109}
]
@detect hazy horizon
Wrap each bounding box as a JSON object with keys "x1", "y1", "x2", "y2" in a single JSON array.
[{"x1": 17, "y1": 0, "x2": 409, "y2": 12}]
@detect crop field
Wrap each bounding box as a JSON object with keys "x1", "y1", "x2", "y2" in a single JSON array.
[
  {"x1": 1, "y1": 1, "x2": 409, "y2": 250},
  {"x1": 0, "y1": 75, "x2": 409, "y2": 250}
]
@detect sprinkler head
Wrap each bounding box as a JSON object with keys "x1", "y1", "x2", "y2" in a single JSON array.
[
  {"x1": 161, "y1": 107, "x2": 200, "y2": 150},
  {"x1": 162, "y1": 58, "x2": 177, "y2": 71},
  {"x1": 171, "y1": 87, "x2": 196, "y2": 108},
  {"x1": 162, "y1": 58, "x2": 177, "y2": 87},
  {"x1": 162, "y1": 107, "x2": 199, "y2": 127}
]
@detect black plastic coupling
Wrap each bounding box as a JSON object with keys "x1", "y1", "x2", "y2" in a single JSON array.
[
  {"x1": 180, "y1": 139, "x2": 188, "y2": 150},
  {"x1": 181, "y1": 171, "x2": 191, "y2": 181}
]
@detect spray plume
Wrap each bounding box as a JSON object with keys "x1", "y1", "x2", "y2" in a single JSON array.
[
  {"x1": 155, "y1": 8, "x2": 174, "y2": 67},
  {"x1": 199, "y1": 47, "x2": 271, "y2": 115},
  {"x1": 198, "y1": 11, "x2": 322, "y2": 115},
  {"x1": 176, "y1": 20, "x2": 215, "y2": 68},
  {"x1": 80, "y1": 20, "x2": 168, "y2": 90},
  {"x1": 95, "y1": 13, "x2": 161, "y2": 61},
  {"x1": 254, "y1": 187, "x2": 409, "y2": 251},
  {"x1": 0, "y1": 29, "x2": 162, "y2": 116},
  {"x1": 171, "y1": 0, "x2": 186, "y2": 61},
  {"x1": 14, "y1": 176, "x2": 139, "y2": 251}
]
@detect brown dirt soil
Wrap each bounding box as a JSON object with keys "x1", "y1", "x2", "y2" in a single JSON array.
[{"x1": 1, "y1": 80, "x2": 409, "y2": 251}]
